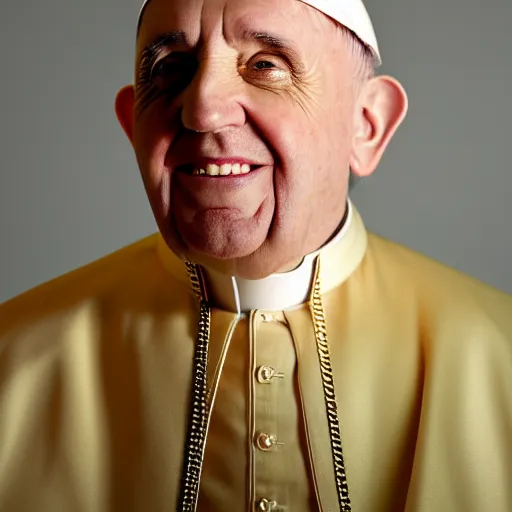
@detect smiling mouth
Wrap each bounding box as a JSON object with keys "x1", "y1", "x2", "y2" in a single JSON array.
[{"x1": 178, "y1": 163, "x2": 261, "y2": 177}]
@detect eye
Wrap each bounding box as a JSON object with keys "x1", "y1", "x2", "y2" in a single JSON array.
[
  {"x1": 253, "y1": 60, "x2": 277, "y2": 71},
  {"x1": 150, "y1": 54, "x2": 197, "y2": 92},
  {"x1": 243, "y1": 55, "x2": 292, "y2": 88}
]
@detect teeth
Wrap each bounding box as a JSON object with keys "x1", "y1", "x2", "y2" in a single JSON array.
[
  {"x1": 206, "y1": 164, "x2": 220, "y2": 176},
  {"x1": 192, "y1": 163, "x2": 254, "y2": 177},
  {"x1": 220, "y1": 164, "x2": 231, "y2": 176}
]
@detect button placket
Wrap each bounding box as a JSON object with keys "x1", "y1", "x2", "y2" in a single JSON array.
[{"x1": 252, "y1": 309, "x2": 300, "y2": 512}]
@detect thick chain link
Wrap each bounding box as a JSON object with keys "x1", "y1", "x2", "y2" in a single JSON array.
[
  {"x1": 177, "y1": 264, "x2": 211, "y2": 512},
  {"x1": 309, "y1": 260, "x2": 352, "y2": 511}
]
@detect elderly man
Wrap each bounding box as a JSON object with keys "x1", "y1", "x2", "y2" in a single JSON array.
[{"x1": 1, "y1": 0, "x2": 511, "y2": 511}]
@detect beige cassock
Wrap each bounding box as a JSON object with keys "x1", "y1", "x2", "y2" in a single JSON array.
[{"x1": 1, "y1": 201, "x2": 511, "y2": 512}]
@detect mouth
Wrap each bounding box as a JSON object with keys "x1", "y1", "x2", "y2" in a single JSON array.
[{"x1": 176, "y1": 161, "x2": 263, "y2": 178}]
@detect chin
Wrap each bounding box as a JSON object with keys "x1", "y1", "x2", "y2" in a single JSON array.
[
  {"x1": 174, "y1": 223, "x2": 269, "y2": 266},
  {"x1": 162, "y1": 227, "x2": 298, "y2": 279},
  {"x1": 158, "y1": 210, "x2": 299, "y2": 279}
]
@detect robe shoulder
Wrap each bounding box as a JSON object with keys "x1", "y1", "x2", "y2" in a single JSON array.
[
  {"x1": 0, "y1": 234, "x2": 189, "y2": 342},
  {"x1": 363, "y1": 233, "x2": 512, "y2": 345},
  {"x1": 343, "y1": 235, "x2": 512, "y2": 512},
  {"x1": 0, "y1": 236, "x2": 194, "y2": 511}
]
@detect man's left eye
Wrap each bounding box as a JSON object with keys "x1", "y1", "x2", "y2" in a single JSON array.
[
  {"x1": 243, "y1": 56, "x2": 292, "y2": 88},
  {"x1": 253, "y1": 60, "x2": 277, "y2": 71}
]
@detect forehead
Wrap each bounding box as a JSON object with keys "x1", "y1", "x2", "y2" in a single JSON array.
[{"x1": 137, "y1": 0, "x2": 331, "y2": 53}]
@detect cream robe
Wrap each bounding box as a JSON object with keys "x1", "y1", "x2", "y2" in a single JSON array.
[{"x1": 1, "y1": 206, "x2": 511, "y2": 512}]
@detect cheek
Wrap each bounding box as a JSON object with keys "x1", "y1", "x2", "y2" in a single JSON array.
[
  {"x1": 245, "y1": 98, "x2": 315, "y2": 164},
  {"x1": 246, "y1": 95, "x2": 348, "y2": 182},
  {"x1": 246, "y1": 93, "x2": 353, "y2": 222},
  {"x1": 133, "y1": 109, "x2": 177, "y2": 180}
]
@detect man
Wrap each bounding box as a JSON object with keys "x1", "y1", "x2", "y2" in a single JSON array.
[{"x1": 1, "y1": 0, "x2": 511, "y2": 510}]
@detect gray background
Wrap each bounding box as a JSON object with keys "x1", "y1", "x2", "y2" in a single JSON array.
[{"x1": 1, "y1": 0, "x2": 511, "y2": 303}]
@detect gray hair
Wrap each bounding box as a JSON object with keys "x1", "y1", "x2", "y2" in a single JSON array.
[
  {"x1": 336, "y1": 24, "x2": 378, "y2": 83},
  {"x1": 338, "y1": 26, "x2": 377, "y2": 191}
]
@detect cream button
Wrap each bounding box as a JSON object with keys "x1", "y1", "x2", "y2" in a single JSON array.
[
  {"x1": 256, "y1": 498, "x2": 279, "y2": 511},
  {"x1": 261, "y1": 313, "x2": 274, "y2": 323},
  {"x1": 255, "y1": 432, "x2": 274, "y2": 451}
]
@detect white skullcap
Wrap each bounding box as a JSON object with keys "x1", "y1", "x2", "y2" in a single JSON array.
[{"x1": 138, "y1": 0, "x2": 381, "y2": 65}]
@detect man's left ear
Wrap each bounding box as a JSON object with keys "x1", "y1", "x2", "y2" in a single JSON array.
[{"x1": 350, "y1": 76, "x2": 408, "y2": 177}]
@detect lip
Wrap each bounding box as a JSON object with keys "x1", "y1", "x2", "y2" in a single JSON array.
[{"x1": 175, "y1": 164, "x2": 271, "y2": 190}]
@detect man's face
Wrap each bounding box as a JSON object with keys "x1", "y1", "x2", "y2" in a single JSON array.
[{"x1": 133, "y1": 0, "x2": 362, "y2": 278}]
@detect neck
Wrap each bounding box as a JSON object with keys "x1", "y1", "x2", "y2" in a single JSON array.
[
  {"x1": 202, "y1": 201, "x2": 353, "y2": 313},
  {"x1": 275, "y1": 205, "x2": 351, "y2": 275}
]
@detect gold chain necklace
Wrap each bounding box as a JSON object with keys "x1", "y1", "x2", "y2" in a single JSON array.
[{"x1": 178, "y1": 259, "x2": 351, "y2": 511}]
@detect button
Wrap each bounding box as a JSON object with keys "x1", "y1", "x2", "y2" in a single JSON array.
[
  {"x1": 255, "y1": 432, "x2": 284, "y2": 451},
  {"x1": 257, "y1": 366, "x2": 275, "y2": 383},
  {"x1": 256, "y1": 366, "x2": 285, "y2": 384},
  {"x1": 256, "y1": 498, "x2": 279, "y2": 511},
  {"x1": 255, "y1": 432, "x2": 274, "y2": 451},
  {"x1": 261, "y1": 313, "x2": 274, "y2": 323}
]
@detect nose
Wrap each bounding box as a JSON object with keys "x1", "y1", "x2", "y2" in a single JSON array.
[{"x1": 179, "y1": 59, "x2": 246, "y2": 134}]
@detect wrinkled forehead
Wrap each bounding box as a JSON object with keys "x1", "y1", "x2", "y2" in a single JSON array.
[
  {"x1": 137, "y1": 0, "x2": 323, "y2": 49},
  {"x1": 136, "y1": 0, "x2": 381, "y2": 64}
]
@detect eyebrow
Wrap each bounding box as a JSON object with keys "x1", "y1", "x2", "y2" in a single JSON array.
[
  {"x1": 139, "y1": 30, "x2": 188, "y2": 68},
  {"x1": 241, "y1": 29, "x2": 302, "y2": 61}
]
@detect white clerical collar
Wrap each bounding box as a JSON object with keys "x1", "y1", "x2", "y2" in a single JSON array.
[
  {"x1": 156, "y1": 199, "x2": 368, "y2": 313},
  {"x1": 203, "y1": 201, "x2": 353, "y2": 313}
]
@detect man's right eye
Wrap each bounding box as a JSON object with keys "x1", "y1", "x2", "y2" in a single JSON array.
[{"x1": 151, "y1": 55, "x2": 197, "y2": 92}]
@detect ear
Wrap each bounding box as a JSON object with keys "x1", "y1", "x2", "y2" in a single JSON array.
[
  {"x1": 114, "y1": 85, "x2": 136, "y2": 143},
  {"x1": 350, "y1": 76, "x2": 408, "y2": 177}
]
